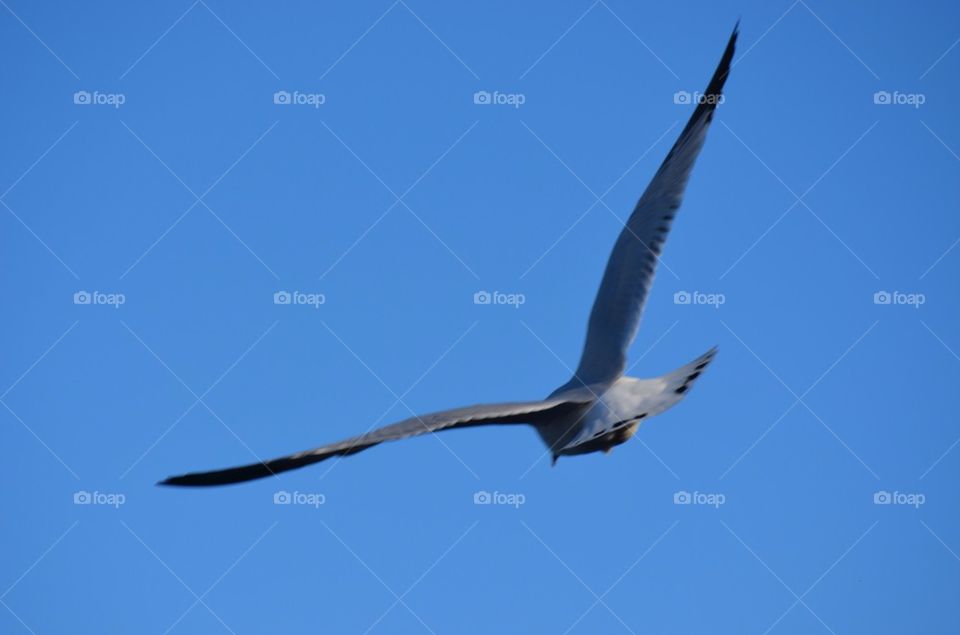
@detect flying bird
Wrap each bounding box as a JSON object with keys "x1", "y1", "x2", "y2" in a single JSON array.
[{"x1": 161, "y1": 25, "x2": 737, "y2": 486}]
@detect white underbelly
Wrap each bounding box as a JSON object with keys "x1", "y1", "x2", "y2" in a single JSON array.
[{"x1": 559, "y1": 378, "x2": 680, "y2": 451}]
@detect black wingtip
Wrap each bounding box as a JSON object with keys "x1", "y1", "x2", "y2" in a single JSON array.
[
  {"x1": 157, "y1": 476, "x2": 193, "y2": 487},
  {"x1": 668, "y1": 24, "x2": 738, "y2": 148},
  {"x1": 155, "y1": 464, "x2": 276, "y2": 487},
  {"x1": 157, "y1": 474, "x2": 199, "y2": 487},
  {"x1": 705, "y1": 22, "x2": 739, "y2": 99},
  {"x1": 156, "y1": 450, "x2": 334, "y2": 487}
]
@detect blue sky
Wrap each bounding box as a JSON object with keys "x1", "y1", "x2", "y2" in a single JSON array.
[{"x1": 2, "y1": 0, "x2": 959, "y2": 632}]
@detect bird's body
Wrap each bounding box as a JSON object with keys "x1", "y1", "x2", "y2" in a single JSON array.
[
  {"x1": 541, "y1": 347, "x2": 717, "y2": 462},
  {"x1": 161, "y1": 24, "x2": 738, "y2": 487}
]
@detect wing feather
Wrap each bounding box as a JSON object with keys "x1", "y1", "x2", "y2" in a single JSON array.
[
  {"x1": 570, "y1": 25, "x2": 737, "y2": 388},
  {"x1": 160, "y1": 398, "x2": 585, "y2": 486}
]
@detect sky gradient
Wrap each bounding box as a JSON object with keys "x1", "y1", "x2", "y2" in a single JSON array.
[{"x1": 2, "y1": 1, "x2": 959, "y2": 633}]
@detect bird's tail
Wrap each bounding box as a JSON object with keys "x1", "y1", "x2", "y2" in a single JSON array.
[{"x1": 659, "y1": 346, "x2": 718, "y2": 396}]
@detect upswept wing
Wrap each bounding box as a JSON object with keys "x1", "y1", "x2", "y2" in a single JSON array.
[{"x1": 570, "y1": 25, "x2": 737, "y2": 388}]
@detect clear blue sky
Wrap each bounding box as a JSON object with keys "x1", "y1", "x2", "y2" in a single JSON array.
[{"x1": 2, "y1": 1, "x2": 959, "y2": 633}]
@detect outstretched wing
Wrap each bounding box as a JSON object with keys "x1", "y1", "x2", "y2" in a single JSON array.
[
  {"x1": 571, "y1": 25, "x2": 737, "y2": 388},
  {"x1": 160, "y1": 398, "x2": 586, "y2": 486}
]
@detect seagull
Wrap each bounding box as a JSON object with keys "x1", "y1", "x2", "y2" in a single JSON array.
[{"x1": 161, "y1": 24, "x2": 737, "y2": 487}]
